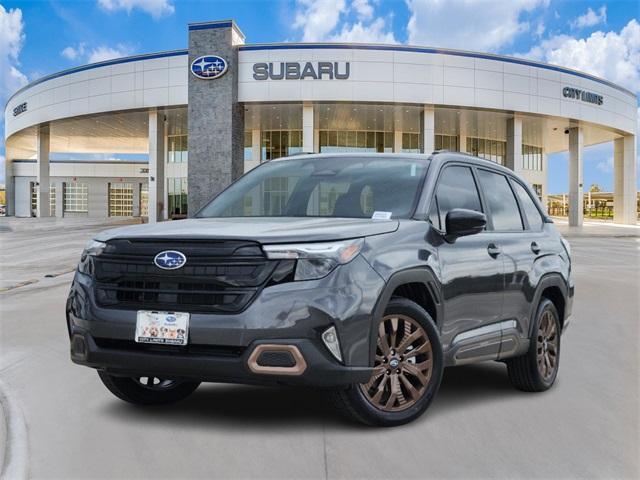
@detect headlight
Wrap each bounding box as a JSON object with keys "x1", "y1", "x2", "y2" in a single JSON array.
[
  {"x1": 84, "y1": 240, "x2": 107, "y2": 257},
  {"x1": 263, "y1": 239, "x2": 363, "y2": 281},
  {"x1": 78, "y1": 240, "x2": 106, "y2": 275}
]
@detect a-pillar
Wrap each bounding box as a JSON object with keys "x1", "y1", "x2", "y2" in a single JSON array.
[
  {"x1": 568, "y1": 127, "x2": 584, "y2": 226},
  {"x1": 506, "y1": 115, "x2": 523, "y2": 176},
  {"x1": 148, "y1": 108, "x2": 165, "y2": 223},
  {"x1": 303, "y1": 102, "x2": 314, "y2": 153},
  {"x1": 613, "y1": 134, "x2": 637, "y2": 224},
  {"x1": 422, "y1": 105, "x2": 435, "y2": 154},
  {"x1": 36, "y1": 124, "x2": 51, "y2": 217}
]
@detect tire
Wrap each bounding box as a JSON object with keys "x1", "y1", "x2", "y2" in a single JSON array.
[
  {"x1": 506, "y1": 298, "x2": 561, "y2": 392},
  {"x1": 330, "y1": 297, "x2": 444, "y2": 427},
  {"x1": 98, "y1": 371, "x2": 200, "y2": 405}
]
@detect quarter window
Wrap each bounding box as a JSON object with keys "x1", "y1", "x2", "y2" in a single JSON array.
[
  {"x1": 512, "y1": 181, "x2": 543, "y2": 230},
  {"x1": 431, "y1": 166, "x2": 483, "y2": 230},
  {"x1": 477, "y1": 170, "x2": 523, "y2": 231}
]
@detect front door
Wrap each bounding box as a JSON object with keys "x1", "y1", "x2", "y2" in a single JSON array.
[{"x1": 429, "y1": 164, "x2": 504, "y2": 359}]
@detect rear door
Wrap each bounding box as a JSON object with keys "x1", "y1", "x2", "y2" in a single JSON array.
[
  {"x1": 429, "y1": 164, "x2": 504, "y2": 357},
  {"x1": 474, "y1": 169, "x2": 542, "y2": 355}
]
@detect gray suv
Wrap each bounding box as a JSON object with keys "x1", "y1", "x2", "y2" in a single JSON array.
[{"x1": 67, "y1": 152, "x2": 574, "y2": 426}]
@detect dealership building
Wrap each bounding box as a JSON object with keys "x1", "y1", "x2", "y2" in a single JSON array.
[{"x1": 3, "y1": 19, "x2": 638, "y2": 225}]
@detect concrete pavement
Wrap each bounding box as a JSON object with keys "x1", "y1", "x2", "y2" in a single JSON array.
[{"x1": 0, "y1": 219, "x2": 638, "y2": 479}]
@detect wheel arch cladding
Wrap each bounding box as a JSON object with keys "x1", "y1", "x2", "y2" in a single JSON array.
[
  {"x1": 529, "y1": 273, "x2": 568, "y2": 336},
  {"x1": 369, "y1": 268, "x2": 442, "y2": 366}
]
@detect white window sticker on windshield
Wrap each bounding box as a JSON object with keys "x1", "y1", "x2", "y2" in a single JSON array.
[
  {"x1": 411, "y1": 164, "x2": 417, "y2": 176},
  {"x1": 372, "y1": 211, "x2": 392, "y2": 220}
]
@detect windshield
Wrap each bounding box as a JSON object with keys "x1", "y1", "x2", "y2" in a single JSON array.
[{"x1": 197, "y1": 156, "x2": 429, "y2": 219}]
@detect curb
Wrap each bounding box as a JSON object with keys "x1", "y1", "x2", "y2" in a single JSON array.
[{"x1": 0, "y1": 380, "x2": 28, "y2": 480}]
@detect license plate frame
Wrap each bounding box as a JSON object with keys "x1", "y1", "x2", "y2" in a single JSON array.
[{"x1": 135, "y1": 310, "x2": 189, "y2": 346}]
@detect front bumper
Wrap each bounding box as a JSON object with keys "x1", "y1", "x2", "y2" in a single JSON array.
[
  {"x1": 67, "y1": 254, "x2": 384, "y2": 387},
  {"x1": 70, "y1": 331, "x2": 371, "y2": 386}
]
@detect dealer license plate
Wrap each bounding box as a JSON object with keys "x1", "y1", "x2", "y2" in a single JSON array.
[{"x1": 135, "y1": 311, "x2": 189, "y2": 346}]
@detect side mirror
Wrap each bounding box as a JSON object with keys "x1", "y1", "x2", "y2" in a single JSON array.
[{"x1": 445, "y1": 208, "x2": 486, "y2": 241}]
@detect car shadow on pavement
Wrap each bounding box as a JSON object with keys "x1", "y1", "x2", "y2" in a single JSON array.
[{"x1": 101, "y1": 362, "x2": 522, "y2": 430}]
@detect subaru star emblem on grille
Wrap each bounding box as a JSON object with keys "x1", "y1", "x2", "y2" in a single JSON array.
[
  {"x1": 190, "y1": 55, "x2": 228, "y2": 80},
  {"x1": 154, "y1": 250, "x2": 187, "y2": 270}
]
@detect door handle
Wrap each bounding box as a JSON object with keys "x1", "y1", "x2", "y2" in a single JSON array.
[
  {"x1": 487, "y1": 243, "x2": 501, "y2": 257},
  {"x1": 531, "y1": 242, "x2": 541, "y2": 254}
]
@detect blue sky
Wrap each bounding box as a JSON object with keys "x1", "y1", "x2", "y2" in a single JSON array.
[{"x1": 1, "y1": 0, "x2": 639, "y2": 193}]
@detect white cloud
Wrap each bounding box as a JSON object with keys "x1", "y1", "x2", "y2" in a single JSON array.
[
  {"x1": 98, "y1": 0, "x2": 174, "y2": 19},
  {"x1": 293, "y1": 0, "x2": 395, "y2": 43},
  {"x1": 406, "y1": 0, "x2": 547, "y2": 51},
  {"x1": 596, "y1": 156, "x2": 613, "y2": 173},
  {"x1": 61, "y1": 43, "x2": 86, "y2": 60},
  {"x1": 571, "y1": 5, "x2": 606, "y2": 29},
  {"x1": 293, "y1": 0, "x2": 347, "y2": 42},
  {"x1": 522, "y1": 19, "x2": 640, "y2": 92},
  {"x1": 330, "y1": 18, "x2": 397, "y2": 43},
  {"x1": 352, "y1": 0, "x2": 374, "y2": 21},
  {"x1": 87, "y1": 45, "x2": 133, "y2": 63},
  {"x1": 0, "y1": 5, "x2": 28, "y2": 100}
]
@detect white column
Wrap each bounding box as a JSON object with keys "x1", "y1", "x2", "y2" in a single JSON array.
[
  {"x1": 568, "y1": 127, "x2": 584, "y2": 227},
  {"x1": 393, "y1": 131, "x2": 403, "y2": 153},
  {"x1": 36, "y1": 124, "x2": 51, "y2": 218},
  {"x1": 54, "y1": 180, "x2": 64, "y2": 217},
  {"x1": 541, "y1": 151, "x2": 549, "y2": 213},
  {"x1": 252, "y1": 129, "x2": 261, "y2": 162},
  {"x1": 5, "y1": 160, "x2": 15, "y2": 216},
  {"x1": 148, "y1": 109, "x2": 165, "y2": 224},
  {"x1": 458, "y1": 110, "x2": 468, "y2": 153},
  {"x1": 422, "y1": 105, "x2": 435, "y2": 154},
  {"x1": 302, "y1": 102, "x2": 314, "y2": 153},
  {"x1": 506, "y1": 115, "x2": 523, "y2": 176},
  {"x1": 613, "y1": 135, "x2": 637, "y2": 224}
]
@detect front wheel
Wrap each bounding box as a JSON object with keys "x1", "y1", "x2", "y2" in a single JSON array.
[
  {"x1": 330, "y1": 297, "x2": 444, "y2": 427},
  {"x1": 98, "y1": 371, "x2": 200, "y2": 405}
]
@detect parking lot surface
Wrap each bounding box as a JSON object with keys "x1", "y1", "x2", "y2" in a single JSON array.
[{"x1": 0, "y1": 219, "x2": 638, "y2": 479}]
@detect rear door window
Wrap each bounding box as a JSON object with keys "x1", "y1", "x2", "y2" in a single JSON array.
[
  {"x1": 511, "y1": 181, "x2": 544, "y2": 230},
  {"x1": 477, "y1": 169, "x2": 523, "y2": 231}
]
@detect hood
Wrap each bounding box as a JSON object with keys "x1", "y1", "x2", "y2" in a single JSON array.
[{"x1": 95, "y1": 217, "x2": 399, "y2": 244}]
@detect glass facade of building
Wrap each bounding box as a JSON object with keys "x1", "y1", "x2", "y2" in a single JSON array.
[
  {"x1": 319, "y1": 130, "x2": 393, "y2": 153},
  {"x1": 261, "y1": 130, "x2": 303, "y2": 160},
  {"x1": 30, "y1": 183, "x2": 56, "y2": 216},
  {"x1": 108, "y1": 183, "x2": 134, "y2": 217},
  {"x1": 435, "y1": 134, "x2": 459, "y2": 152},
  {"x1": 168, "y1": 177, "x2": 188, "y2": 218},
  {"x1": 64, "y1": 183, "x2": 88, "y2": 213},
  {"x1": 523, "y1": 144, "x2": 543, "y2": 171},
  {"x1": 140, "y1": 183, "x2": 149, "y2": 217},
  {"x1": 168, "y1": 134, "x2": 188, "y2": 163},
  {"x1": 402, "y1": 133, "x2": 421, "y2": 153},
  {"x1": 466, "y1": 137, "x2": 506, "y2": 165}
]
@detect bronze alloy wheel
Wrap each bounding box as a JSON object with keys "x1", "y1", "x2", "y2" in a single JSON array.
[
  {"x1": 359, "y1": 314, "x2": 433, "y2": 412},
  {"x1": 536, "y1": 310, "x2": 559, "y2": 381}
]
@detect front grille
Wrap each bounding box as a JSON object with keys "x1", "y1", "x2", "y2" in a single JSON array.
[{"x1": 93, "y1": 238, "x2": 278, "y2": 313}]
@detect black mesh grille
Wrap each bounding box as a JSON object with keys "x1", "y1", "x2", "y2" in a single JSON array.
[{"x1": 93, "y1": 238, "x2": 277, "y2": 313}]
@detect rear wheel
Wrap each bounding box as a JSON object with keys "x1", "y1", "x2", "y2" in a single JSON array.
[
  {"x1": 331, "y1": 297, "x2": 443, "y2": 426},
  {"x1": 98, "y1": 371, "x2": 200, "y2": 405},
  {"x1": 506, "y1": 298, "x2": 561, "y2": 392}
]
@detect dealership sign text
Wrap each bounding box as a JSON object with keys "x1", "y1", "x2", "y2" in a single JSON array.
[
  {"x1": 562, "y1": 87, "x2": 603, "y2": 106},
  {"x1": 253, "y1": 62, "x2": 350, "y2": 80},
  {"x1": 13, "y1": 102, "x2": 27, "y2": 116}
]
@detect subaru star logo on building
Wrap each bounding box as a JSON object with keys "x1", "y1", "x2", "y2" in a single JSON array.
[
  {"x1": 154, "y1": 250, "x2": 187, "y2": 269},
  {"x1": 190, "y1": 55, "x2": 228, "y2": 79}
]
